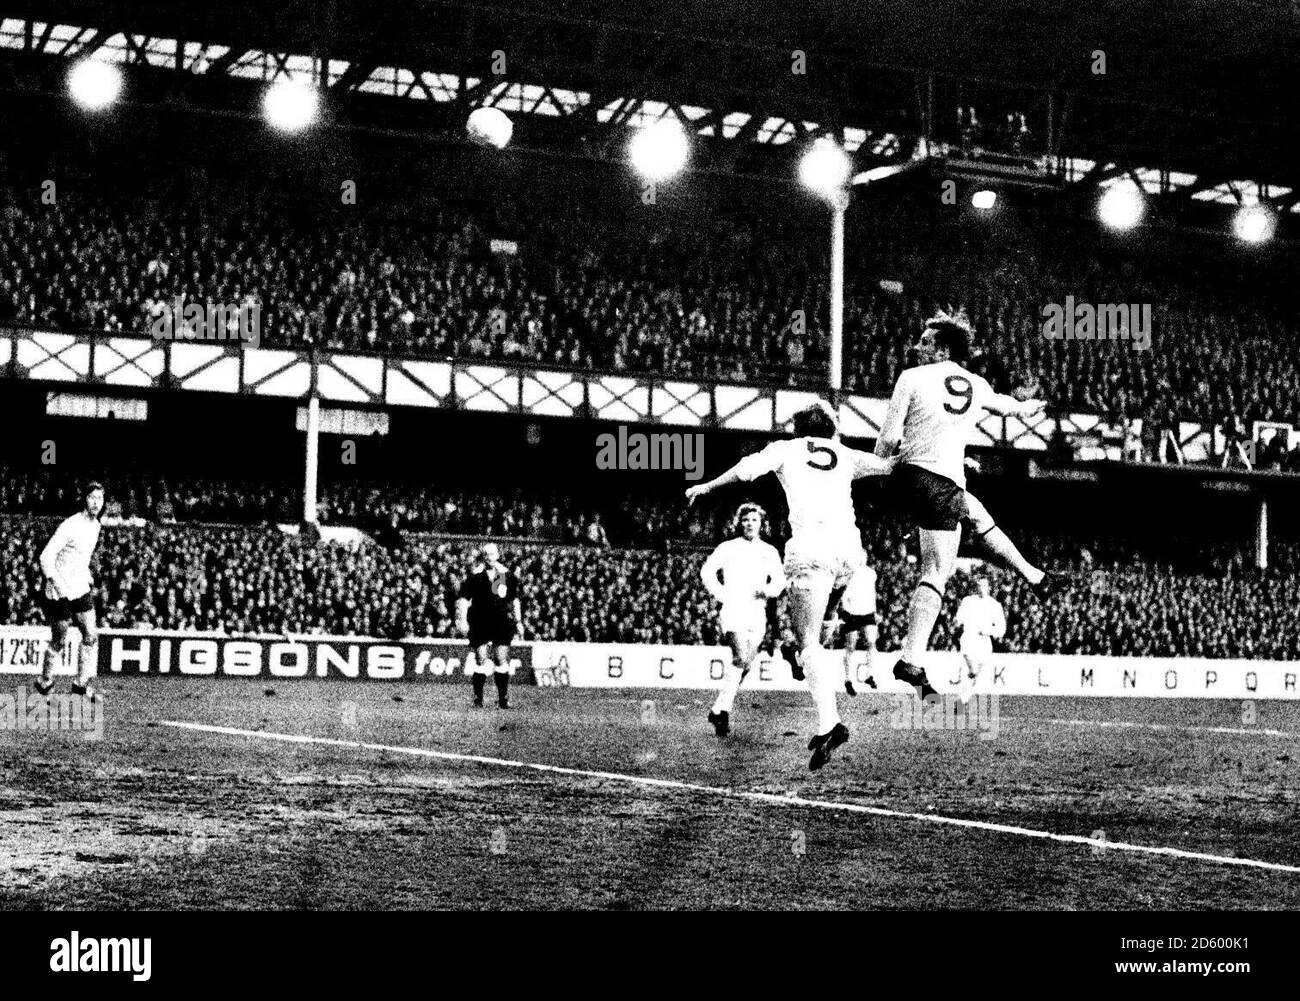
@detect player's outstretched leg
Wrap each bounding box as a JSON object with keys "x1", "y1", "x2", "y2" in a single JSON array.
[
  {"x1": 964, "y1": 491, "x2": 1068, "y2": 598},
  {"x1": 970, "y1": 521, "x2": 1071, "y2": 598},
  {"x1": 894, "y1": 528, "x2": 957, "y2": 700}
]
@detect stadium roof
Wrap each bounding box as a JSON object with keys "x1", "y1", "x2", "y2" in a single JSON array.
[{"x1": 4, "y1": 0, "x2": 1299, "y2": 195}]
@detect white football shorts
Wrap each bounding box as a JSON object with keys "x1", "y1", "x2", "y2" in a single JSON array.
[
  {"x1": 784, "y1": 532, "x2": 864, "y2": 594},
  {"x1": 959, "y1": 632, "x2": 994, "y2": 656},
  {"x1": 718, "y1": 601, "x2": 766, "y2": 645}
]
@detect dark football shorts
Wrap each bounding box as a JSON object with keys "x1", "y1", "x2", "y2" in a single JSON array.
[
  {"x1": 41, "y1": 591, "x2": 95, "y2": 622},
  {"x1": 890, "y1": 463, "x2": 967, "y2": 531},
  {"x1": 469, "y1": 620, "x2": 517, "y2": 649}
]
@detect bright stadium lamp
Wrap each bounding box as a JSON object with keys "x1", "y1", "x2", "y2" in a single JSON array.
[
  {"x1": 467, "y1": 106, "x2": 513, "y2": 149},
  {"x1": 67, "y1": 59, "x2": 123, "y2": 111},
  {"x1": 1233, "y1": 204, "x2": 1276, "y2": 245},
  {"x1": 263, "y1": 79, "x2": 320, "y2": 133},
  {"x1": 1098, "y1": 181, "x2": 1145, "y2": 231},
  {"x1": 629, "y1": 116, "x2": 690, "y2": 182},
  {"x1": 799, "y1": 138, "x2": 852, "y2": 202},
  {"x1": 972, "y1": 189, "x2": 997, "y2": 210}
]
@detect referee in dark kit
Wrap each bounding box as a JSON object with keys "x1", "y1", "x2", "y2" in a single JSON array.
[{"x1": 455, "y1": 543, "x2": 521, "y2": 708}]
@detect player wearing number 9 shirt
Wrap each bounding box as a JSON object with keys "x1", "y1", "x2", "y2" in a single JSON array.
[
  {"x1": 686, "y1": 401, "x2": 893, "y2": 770},
  {"x1": 874, "y1": 311, "x2": 1047, "y2": 700}
]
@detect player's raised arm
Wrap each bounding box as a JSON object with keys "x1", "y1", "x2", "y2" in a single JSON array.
[
  {"x1": 982, "y1": 378, "x2": 1047, "y2": 418},
  {"x1": 685, "y1": 442, "x2": 779, "y2": 505},
  {"x1": 983, "y1": 393, "x2": 1045, "y2": 418},
  {"x1": 849, "y1": 446, "x2": 895, "y2": 479},
  {"x1": 874, "y1": 374, "x2": 911, "y2": 459}
]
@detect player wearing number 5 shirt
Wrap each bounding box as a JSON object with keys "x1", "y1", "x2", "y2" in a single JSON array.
[{"x1": 686, "y1": 401, "x2": 893, "y2": 771}]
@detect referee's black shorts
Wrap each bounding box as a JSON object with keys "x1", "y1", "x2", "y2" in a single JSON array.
[
  {"x1": 469, "y1": 620, "x2": 517, "y2": 649},
  {"x1": 889, "y1": 463, "x2": 967, "y2": 531}
]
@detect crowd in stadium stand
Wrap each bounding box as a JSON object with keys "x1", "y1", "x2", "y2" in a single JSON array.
[
  {"x1": 5, "y1": 140, "x2": 1300, "y2": 659},
  {"x1": 0, "y1": 469, "x2": 731, "y2": 546},
  {"x1": 3, "y1": 508, "x2": 1299, "y2": 659},
  {"x1": 5, "y1": 176, "x2": 1300, "y2": 442}
]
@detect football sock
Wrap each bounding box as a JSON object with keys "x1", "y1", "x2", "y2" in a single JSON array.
[
  {"x1": 493, "y1": 669, "x2": 510, "y2": 703},
  {"x1": 904, "y1": 584, "x2": 944, "y2": 663},
  {"x1": 711, "y1": 662, "x2": 748, "y2": 715},
  {"x1": 471, "y1": 673, "x2": 487, "y2": 702},
  {"x1": 76, "y1": 638, "x2": 96, "y2": 685},
  {"x1": 800, "y1": 645, "x2": 840, "y2": 735},
  {"x1": 39, "y1": 646, "x2": 57, "y2": 684}
]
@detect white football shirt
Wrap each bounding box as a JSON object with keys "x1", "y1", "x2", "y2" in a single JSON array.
[
  {"x1": 732, "y1": 437, "x2": 891, "y2": 540},
  {"x1": 700, "y1": 536, "x2": 786, "y2": 612},
  {"x1": 879, "y1": 361, "x2": 998, "y2": 489},
  {"x1": 39, "y1": 513, "x2": 102, "y2": 600},
  {"x1": 955, "y1": 594, "x2": 1006, "y2": 645}
]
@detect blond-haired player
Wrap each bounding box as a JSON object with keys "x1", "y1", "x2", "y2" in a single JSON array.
[
  {"x1": 954, "y1": 573, "x2": 1005, "y2": 703},
  {"x1": 700, "y1": 503, "x2": 786, "y2": 737}
]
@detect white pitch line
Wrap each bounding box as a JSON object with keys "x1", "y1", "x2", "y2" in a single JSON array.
[
  {"x1": 159, "y1": 720, "x2": 1300, "y2": 875},
  {"x1": 1016, "y1": 717, "x2": 1299, "y2": 739}
]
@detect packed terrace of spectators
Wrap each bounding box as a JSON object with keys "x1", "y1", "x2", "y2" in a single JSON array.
[
  {"x1": 3, "y1": 474, "x2": 1296, "y2": 658},
  {"x1": 3, "y1": 167, "x2": 1299, "y2": 432}
]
